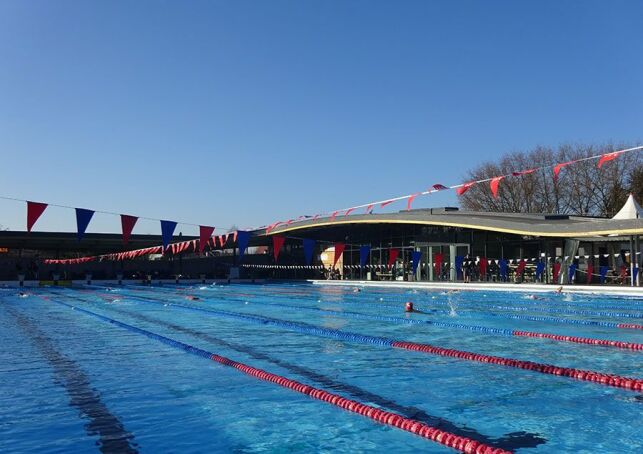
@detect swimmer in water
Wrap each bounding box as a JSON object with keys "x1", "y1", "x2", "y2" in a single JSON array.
[
  {"x1": 525, "y1": 294, "x2": 541, "y2": 300},
  {"x1": 554, "y1": 286, "x2": 563, "y2": 294},
  {"x1": 186, "y1": 295, "x2": 200, "y2": 301},
  {"x1": 18, "y1": 291, "x2": 28, "y2": 298},
  {"x1": 353, "y1": 288, "x2": 361, "y2": 293}
]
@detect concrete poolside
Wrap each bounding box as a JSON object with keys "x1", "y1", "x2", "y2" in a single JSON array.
[{"x1": 309, "y1": 279, "x2": 643, "y2": 297}]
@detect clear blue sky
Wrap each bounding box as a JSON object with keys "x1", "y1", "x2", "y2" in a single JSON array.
[{"x1": 1, "y1": 0, "x2": 642, "y2": 235}]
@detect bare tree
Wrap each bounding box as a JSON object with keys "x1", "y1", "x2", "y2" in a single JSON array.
[{"x1": 459, "y1": 143, "x2": 642, "y2": 216}]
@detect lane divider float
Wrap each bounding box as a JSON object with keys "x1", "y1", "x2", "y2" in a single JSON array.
[
  {"x1": 111, "y1": 292, "x2": 643, "y2": 392},
  {"x1": 47, "y1": 297, "x2": 510, "y2": 454}
]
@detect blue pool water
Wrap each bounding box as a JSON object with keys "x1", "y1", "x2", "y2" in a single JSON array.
[{"x1": 1, "y1": 283, "x2": 641, "y2": 453}]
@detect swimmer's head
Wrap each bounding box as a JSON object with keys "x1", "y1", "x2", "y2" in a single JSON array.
[{"x1": 405, "y1": 301, "x2": 414, "y2": 312}]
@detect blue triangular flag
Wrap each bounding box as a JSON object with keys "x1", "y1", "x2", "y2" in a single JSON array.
[
  {"x1": 236, "y1": 231, "x2": 250, "y2": 260},
  {"x1": 535, "y1": 261, "x2": 545, "y2": 280},
  {"x1": 160, "y1": 220, "x2": 177, "y2": 250},
  {"x1": 303, "y1": 239, "x2": 316, "y2": 265},
  {"x1": 75, "y1": 208, "x2": 94, "y2": 241},
  {"x1": 499, "y1": 259, "x2": 508, "y2": 281},
  {"x1": 411, "y1": 251, "x2": 422, "y2": 274},
  {"x1": 568, "y1": 263, "x2": 577, "y2": 283},
  {"x1": 359, "y1": 245, "x2": 371, "y2": 267}
]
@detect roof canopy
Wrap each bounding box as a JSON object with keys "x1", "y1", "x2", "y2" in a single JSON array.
[{"x1": 612, "y1": 194, "x2": 643, "y2": 220}]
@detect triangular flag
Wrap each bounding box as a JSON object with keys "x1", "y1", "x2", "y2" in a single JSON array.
[
  {"x1": 303, "y1": 239, "x2": 316, "y2": 265},
  {"x1": 512, "y1": 169, "x2": 536, "y2": 176},
  {"x1": 330, "y1": 211, "x2": 339, "y2": 220},
  {"x1": 380, "y1": 200, "x2": 394, "y2": 208},
  {"x1": 199, "y1": 225, "x2": 215, "y2": 255},
  {"x1": 236, "y1": 231, "x2": 250, "y2": 260},
  {"x1": 75, "y1": 208, "x2": 95, "y2": 241},
  {"x1": 120, "y1": 214, "x2": 138, "y2": 245},
  {"x1": 359, "y1": 245, "x2": 371, "y2": 267},
  {"x1": 407, "y1": 193, "x2": 421, "y2": 211},
  {"x1": 160, "y1": 220, "x2": 177, "y2": 250},
  {"x1": 233, "y1": 231, "x2": 238, "y2": 243},
  {"x1": 333, "y1": 243, "x2": 345, "y2": 268},
  {"x1": 388, "y1": 248, "x2": 399, "y2": 268},
  {"x1": 273, "y1": 235, "x2": 286, "y2": 262},
  {"x1": 553, "y1": 161, "x2": 573, "y2": 181},
  {"x1": 411, "y1": 251, "x2": 422, "y2": 274},
  {"x1": 597, "y1": 151, "x2": 624, "y2": 168},
  {"x1": 431, "y1": 184, "x2": 448, "y2": 191},
  {"x1": 456, "y1": 182, "x2": 475, "y2": 196},
  {"x1": 366, "y1": 204, "x2": 375, "y2": 214},
  {"x1": 344, "y1": 207, "x2": 356, "y2": 216},
  {"x1": 27, "y1": 201, "x2": 48, "y2": 232},
  {"x1": 490, "y1": 176, "x2": 504, "y2": 198}
]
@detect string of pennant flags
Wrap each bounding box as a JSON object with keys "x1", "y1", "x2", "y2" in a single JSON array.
[{"x1": 3, "y1": 144, "x2": 641, "y2": 266}]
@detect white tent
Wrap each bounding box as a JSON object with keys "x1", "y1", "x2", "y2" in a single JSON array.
[{"x1": 612, "y1": 194, "x2": 643, "y2": 220}]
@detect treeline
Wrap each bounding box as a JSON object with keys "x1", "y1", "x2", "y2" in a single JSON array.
[{"x1": 458, "y1": 143, "x2": 642, "y2": 217}]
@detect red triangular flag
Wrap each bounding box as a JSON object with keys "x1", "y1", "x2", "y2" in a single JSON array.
[
  {"x1": 27, "y1": 201, "x2": 48, "y2": 232},
  {"x1": 233, "y1": 231, "x2": 238, "y2": 243},
  {"x1": 512, "y1": 168, "x2": 536, "y2": 176},
  {"x1": 380, "y1": 200, "x2": 394, "y2": 208},
  {"x1": 597, "y1": 151, "x2": 623, "y2": 168},
  {"x1": 199, "y1": 225, "x2": 215, "y2": 254},
  {"x1": 365, "y1": 204, "x2": 375, "y2": 214},
  {"x1": 333, "y1": 242, "x2": 345, "y2": 268},
  {"x1": 387, "y1": 248, "x2": 399, "y2": 268},
  {"x1": 407, "y1": 193, "x2": 421, "y2": 211},
  {"x1": 330, "y1": 211, "x2": 339, "y2": 220},
  {"x1": 456, "y1": 182, "x2": 475, "y2": 196},
  {"x1": 553, "y1": 161, "x2": 574, "y2": 181},
  {"x1": 344, "y1": 207, "x2": 356, "y2": 216},
  {"x1": 490, "y1": 176, "x2": 504, "y2": 198},
  {"x1": 120, "y1": 214, "x2": 138, "y2": 245},
  {"x1": 272, "y1": 235, "x2": 286, "y2": 262}
]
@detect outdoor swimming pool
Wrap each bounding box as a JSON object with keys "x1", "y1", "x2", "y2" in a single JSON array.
[{"x1": 1, "y1": 283, "x2": 641, "y2": 453}]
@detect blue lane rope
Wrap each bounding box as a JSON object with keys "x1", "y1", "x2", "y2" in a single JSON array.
[{"x1": 90, "y1": 284, "x2": 636, "y2": 331}]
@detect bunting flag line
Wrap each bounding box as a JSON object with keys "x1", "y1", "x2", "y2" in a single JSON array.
[
  {"x1": 333, "y1": 242, "x2": 345, "y2": 269},
  {"x1": 121, "y1": 215, "x2": 138, "y2": 245},
  {"x1": 75, "y1": 208, "x2": 95, "y2": 242},
  {"x1": 26, "y1": 201, "x2": 48, "y2": 233},
  {"x1": 272, "y1": 235, "x2": 286, "y2": 262},
  {"x1": 359, "y1": 245, "x2": 371, "y2": 268},
  {"x1": 7, "y1": 145, "x2": 642, "y2": 242},
  {"x1": 160, "y1": 220, "x2": 177, "y2": 251},
  {"x1": 303, "y1": 239, "x2": 316, "y2": 265},
  {"x1": 199, "y1": 225, "x2": 215, "y2": 255}
]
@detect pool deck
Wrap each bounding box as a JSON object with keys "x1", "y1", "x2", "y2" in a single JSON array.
[{"x1": 308, "y1": 279, "x2": 643, "y2": 297}]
